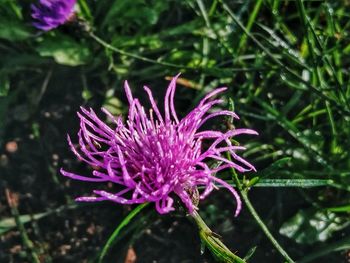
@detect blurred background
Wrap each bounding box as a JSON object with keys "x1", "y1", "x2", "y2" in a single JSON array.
[{"x1": 0, "y1": 0, "x2": 349, "y2": 262}]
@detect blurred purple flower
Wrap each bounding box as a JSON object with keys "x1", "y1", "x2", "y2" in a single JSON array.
[
  {"x1": 31, "y1": 0, "x2": 76, "y2": 31},
  {"x1": 61, "y1": 75, "x2": 258, "y2": 216}
]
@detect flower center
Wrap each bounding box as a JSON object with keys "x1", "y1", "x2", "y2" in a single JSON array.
[{"x1": 122, "y1": 123, "x2": 200, "y2": 191}]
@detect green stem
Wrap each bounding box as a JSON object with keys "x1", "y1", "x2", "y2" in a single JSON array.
[
  {"x1": 88, "y1": 31, "x2": 192, "y2": 70},
  {"x1": 241, "y1": 191, "x2": 294, "y2": 263},
  {"x1": 6, "y1": 190, "x2": 41, "y2": 263},
  {"x1": 227, "y1": 158, "x2": 295, "y2": 263},
  {"x1": 13, "y1": 209, "x2": 41, "y2": 263},
  {"x1": 191, "y1": 210, "x2": 246, "y2": 263}
]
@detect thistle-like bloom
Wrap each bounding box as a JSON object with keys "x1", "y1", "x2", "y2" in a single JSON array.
[
  {"x1": 61, "y1": 75, "x2": 258, "y2": 216},
  {"x1": 31, "y1": 0, "x2": 76, "y2": 31}
]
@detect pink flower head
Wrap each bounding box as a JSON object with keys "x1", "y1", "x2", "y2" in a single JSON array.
[
  {"x1": 61, "y1": 75, "x2": 258, "y2": 216},
  {"x1": 31, "y1": 0, "x2": 76, "y2": 31}
]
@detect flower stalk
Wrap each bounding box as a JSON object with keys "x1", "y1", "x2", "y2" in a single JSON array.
[
  {"x1": 191, "y1": 210, "x2": 246, "y2": 263},
  {"x1": 227, "y1": 154, "x2": 295, "y2": 263}
]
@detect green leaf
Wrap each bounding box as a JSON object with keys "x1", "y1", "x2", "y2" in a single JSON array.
[
  {"x1": 101, "y1": 0, "x2": 168, "y2": 29},
  {"x1": 243, "y1": 246, "x2": 257, "y2": 261},
  {"x1": 0, "y1": 212, "x2": 47, "y2": 235},
  {"x1": 0, "y1": 73, "x2": 10, "y2": 97},
  {"x1": 103, "y1": 89, "x2": 124, "y2": 116},
  {"x1": 36, "y1": 35, "x2": 91, "y2": 66},
  {"x1": 0, "y1": 20, "x2": 31, "y2": 41},
  {"x1": 0, "y1": 203, "x2": 78, "y2": 235},
  {"x1": 98, "y1": 203, "x2": 149, "y2": 263},
  {"x1": 279, "y1": 209, "x2": 349, "y2": 244},
  {"x1": 326, "y1": 204, "x2": 350, "y2": 213},
  {"x1": 246, "y1": 176, "x2": 260, "y2": 187},
  {"x1": 253, "y1": 179, "x2": 333, "y2": 188},
  {"x1": 216, "y1": 179, "x2": 332, "y2": 189}
]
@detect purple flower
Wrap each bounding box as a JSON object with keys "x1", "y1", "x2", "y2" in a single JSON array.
[
  {"x1": 61, "y1": 75, "x2": 258, "y2": 216},
  {"x1": 31, "y1": 0, "x2": 76, "y2": 31}
]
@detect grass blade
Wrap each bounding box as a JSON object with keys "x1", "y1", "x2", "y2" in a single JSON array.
[{"x1": 98, "y1": 203, "x2": 149, "y2": 263}]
